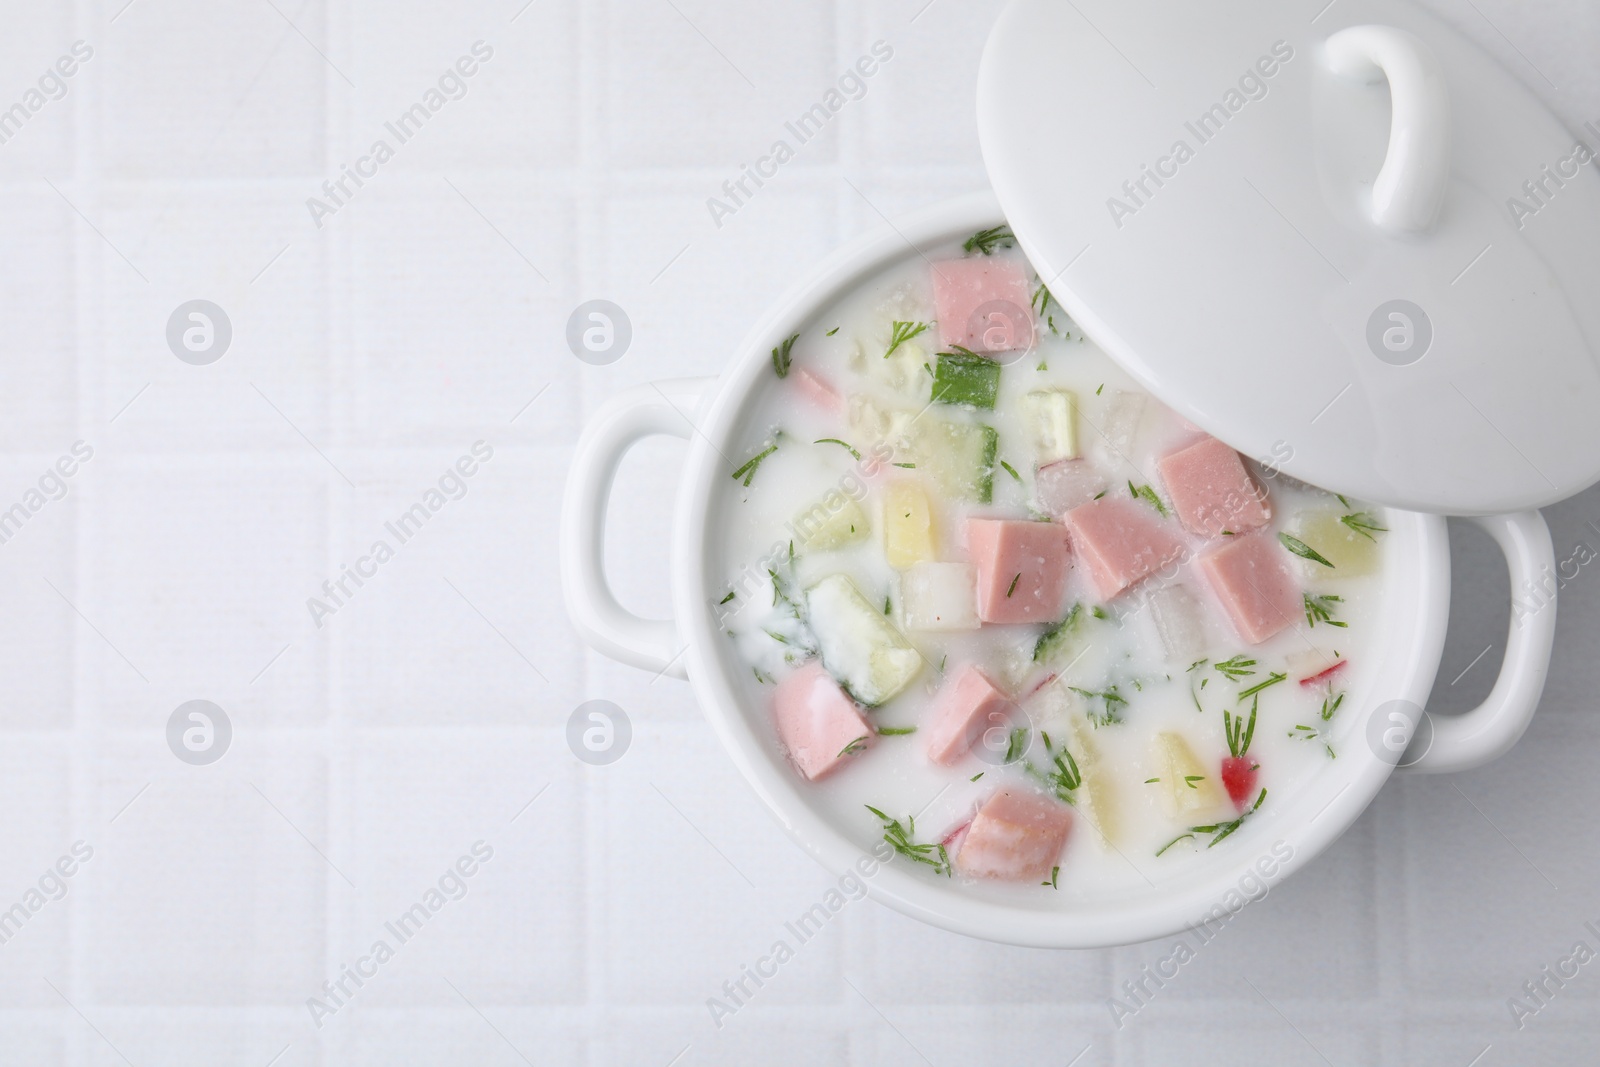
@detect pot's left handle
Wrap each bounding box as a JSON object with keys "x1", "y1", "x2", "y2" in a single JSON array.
[{"x1": 561, "y1": 378, "x2": 714, "y2": 680}]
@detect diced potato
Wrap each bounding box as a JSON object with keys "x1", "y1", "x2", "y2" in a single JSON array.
[
  {"x1": 791, "y1": 494, "x2": 868, "y2": 551},
  {"x1": 1289, "y1": 507, "x2": 1381, "y2": 577},
  {"x1": 1022, "y1": 389, "x2": 1079, "y2": 465},
  {"x1": 1154, "y1": 732, "x2": 1229, "y2": 820},
  {"x1": 900, "y1": 562, "x2": 979, "y2": 632},
  {"x1": 883, "y1": 482, "x2": 935, "y2": 568},
  {"x1": 806, "y1": 574, "x2": 923, "y2": 705},
  {"x1": 1070, "y1": 717, "x2": 1123, "y2": 847},
  {"x1": 909, "y1": 418, "x2": 998, "y2": 503}
]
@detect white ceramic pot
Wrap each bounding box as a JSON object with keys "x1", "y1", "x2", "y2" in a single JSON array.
[{"x1": 562, "y1": 192, "x2": 1557, "y2": 948}]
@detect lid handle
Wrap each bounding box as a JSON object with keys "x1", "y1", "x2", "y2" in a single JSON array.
[{"x1": 1325, "y1": 25, "x2": 1451, "y2": 234}]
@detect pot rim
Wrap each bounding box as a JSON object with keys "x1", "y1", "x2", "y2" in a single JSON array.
[{"x1": 672, "y1": 191, "x2": 1450, "y2": 948}]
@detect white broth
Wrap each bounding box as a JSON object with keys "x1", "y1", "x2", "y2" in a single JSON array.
[{"x1": 712, "y1": 231, "x2": 1391, "y2": 905}]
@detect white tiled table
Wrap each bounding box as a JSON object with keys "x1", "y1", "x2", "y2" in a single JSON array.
[{"x1": 0, "y1": 1, "x2": 1597, "y2": 1064}]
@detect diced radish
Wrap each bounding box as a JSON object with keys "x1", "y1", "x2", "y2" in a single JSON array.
[
  {"x1": 1097, "y1": 390, "x2": 1148, "y2": 461},
  {"x1": 940, "y1": 818, "x2": 972, "y2": 853},
  {"x1": 901, "y1": 561, "x2": 980, "y2": 632},
  {"x1": 956, "y1": 790, "x2": 1073, "y2": 881},
  {"x1": 772, "y1": 661, "x2": 875, "y2": 781},
  {"x1": 1299, "y1": 660, "x2": 1348, "y2": 688},
  {"x1": 1221, "y1": 700, "x2": 1259, "y2": 811},
  {"x1": 792, "y1": 368, "x2": 843, "y2": 414},
  {"x1": 1035, "y1": 459, "x2": 1105, "y2": 517},
  {"x1": 1148, "y1": 583, "x2": 1207, "y2": 664},
  {"x1": 1220, "y1": 756, "x2": 1259, "y2": 811}
]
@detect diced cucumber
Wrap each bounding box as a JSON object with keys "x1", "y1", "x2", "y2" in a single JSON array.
[
  {"x1": 909, "y1": 418, "x2": 998, "y2": 503},
  {"x1": 806, "y1": 574, "x2": 922, "y2": 705},
  {"x1": 792, "y1": 494, "x2": 868, "y2": 551},
  {"x1": 932, "y1": 351, "x2": 1001, "y2": 409},
  {"x1": 1022, "y1": 389, "x2": 1078, "y2": 464}
]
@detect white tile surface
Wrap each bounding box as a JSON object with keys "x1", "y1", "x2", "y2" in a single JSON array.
[{"x1": 0, "y1": 0, "x2": 1596, "y2": 1062}]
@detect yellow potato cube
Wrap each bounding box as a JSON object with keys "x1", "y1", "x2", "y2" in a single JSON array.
[
  {"x1": 1291, "y1": 507, "x2": 1382, "y2": 577},
  {"x1": 883, "y1": 482, "x2": 936, "y2": 568},
  {"x1": 1069, "y1": 717, "x2": 1123, "y2": 847},
  {"x1": 1155, "y1": 732, "x2": 1228, "y2": 819}
]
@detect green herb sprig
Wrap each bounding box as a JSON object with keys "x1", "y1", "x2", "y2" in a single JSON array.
[
  {"x1": 866, "y1": 806, "x2": 951, "y2": 876},
  {"x1": 963, "y1": 225, "x2": 1015, "y2": 255},
  {"x1": 771, "y1": 333, "x2": 797, "y2": 378},
  {"x1": 732, "y1": 442, "x2": 778, "y2": 486},
  {"x1": 1280, "y1": 532, "x2": 1334, "y2": 568},
  {"x1": 1304, "y1": 592, "x2": 1347, "y2": 628},
  {"x1": 884, "y1": 320, "x2": 930, "y2": 360}
]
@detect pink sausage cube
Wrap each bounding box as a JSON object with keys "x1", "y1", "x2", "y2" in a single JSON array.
[
  {"x1": 1158, "y1": 436, "x2": 1271, "y2": 538},
  {"x1": 1061, "y1": 496, "x2": 1186, "y2": 600},
  {"x1": 772, "y1": 661, "x2": 875, "y2": 781},
  {"x1": 1199, "y1": 532, "x2": 1300, "y2": 644},
  {"x1": 957, "y1": 790, "x2": 1073, "y2": 881},
  {"x1": 931, "y1": 257, "x2": 1035, "y2": 354},
  {"x1": 967, "y1": 518, "x2": 1073, "y2": 624},
  {"x1": 924, "y1": 665, "x2": 1014, "y2": 766}
]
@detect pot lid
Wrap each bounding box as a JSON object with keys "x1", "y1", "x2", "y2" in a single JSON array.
[{"x1": 977, "y1": 0, "x2": 1600, "y2": 514}]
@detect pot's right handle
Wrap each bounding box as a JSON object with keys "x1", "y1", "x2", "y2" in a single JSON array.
[
  {"x1": 1403, "y1": 510, "x2": 1556, "y2": 774},
  {"x1": 561, "y1": 378, "x2": 713, "y2": 680}
]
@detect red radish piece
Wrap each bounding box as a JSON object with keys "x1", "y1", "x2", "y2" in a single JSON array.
[
  {"x1": 1221, "y1": 698, "x2": 1261, "y2": 812},
  {"x1": 1221, "y1": 756, "x2": 1259, "y2": 811},
  {"x1": 1299, "y1": 660, "x2": 1348, "y2": 688},
  {"x1": 941, "y1": 819, "x2": 972, "y2": 854},
  {"x1": 791, "y1": 368, "x2": 843, "y2": 414}
]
